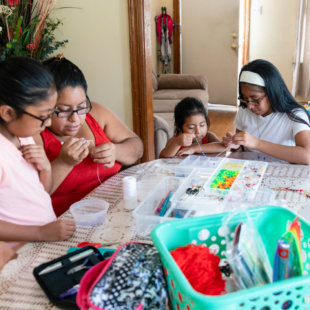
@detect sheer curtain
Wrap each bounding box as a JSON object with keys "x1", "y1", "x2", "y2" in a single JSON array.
[{"x1": 292, "y1": 0, "x2": 310, "y2": 98}]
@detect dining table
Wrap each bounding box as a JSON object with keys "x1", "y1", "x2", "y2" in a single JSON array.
[{"x1": 1, "y1": 154, "x2": 310, "y2": 309}]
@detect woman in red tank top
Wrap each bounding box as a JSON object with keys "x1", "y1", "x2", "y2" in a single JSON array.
[{"x1": 34, "y1": 57, "x2": 143, "y2": 217}]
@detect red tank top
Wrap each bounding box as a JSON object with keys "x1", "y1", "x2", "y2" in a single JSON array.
[
  {"x1": 41, "y1": 114, "x2": 122, "y2": 217},
  {"x1": 173, "y1": 135, "x2": 208, "y2": 150}
]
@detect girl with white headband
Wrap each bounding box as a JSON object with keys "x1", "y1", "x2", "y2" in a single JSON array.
[{"x1": 223, "y1": 59, "x2": 310, "y2": 164}]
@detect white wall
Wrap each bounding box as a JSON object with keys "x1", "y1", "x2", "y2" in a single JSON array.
[
  {"x1": 51, "y1": 0, "x2": 133, "y2": 129},
  {"x1": 249, "y1": 0, "x2": 298, "y2": 92}
]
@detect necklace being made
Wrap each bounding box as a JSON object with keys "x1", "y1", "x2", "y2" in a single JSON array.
[{"x1": 256, "y1": 113, "x2": 276, "y2": 139}]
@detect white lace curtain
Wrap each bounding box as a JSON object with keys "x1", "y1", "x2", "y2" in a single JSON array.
[{"x1": 292, "y1": 0, "x2": 310, "y2": 98}]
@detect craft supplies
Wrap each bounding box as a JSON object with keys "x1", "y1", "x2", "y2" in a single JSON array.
[
  {"x1": 223, "y1": 209, "x2": 272, "y2": 290},
  {"x1": 273, "y1": 217, "x2": 303, "y2": 282},
  {"x1": 77, "y1": 242, "x2": 121, "y2": 248},
  {"x1": 210, "y1": 169, "x2": 239, "y2": 189},
  {"x1": 272, "y1": 187, "x2": 310, "y2": 198},
  {"x1": 70, "y1": 199, "x2": 109, "y2": 226},
  {"x1": 158, "y1": 192, "x2": 173, "y2": 216},
  {"x1": 67, "y1": 255, "x2": 96, "y2": 275},
  {"x1": 122, "y1": 176, "x2": 137, "y2": 210},
  {"x1": 170, "y1": 244, "x2": 226, "y2": 296},
  {"x1": 180, "y1": 185, "x2": 204, "y2": 201},
  {"x1": 38, "y1": 249, "x2": 94, "y2": 275},
  {"x1": 155, "y1": 155, "x2": 222, "y2": 178},
  {"x1": 155, "y1": 191, "x2": 172, "y2": 214},
  {"x1": 59, "y1": 284, "x2": 80, "y2": 300},
  {"x1": 194, "y1": 135, "x2": 206, "y2": 157}
]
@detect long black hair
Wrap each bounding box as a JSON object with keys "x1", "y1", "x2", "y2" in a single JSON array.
[
  {"x1": 174, "y1": 97, "x2": 210, "y2": 135},
  {"x1": 239, "y1": 59, "x2": 310, "y2": 127},
  {"x1": 0, "y1": 57, "x2": 56, "y2": 123},
  {"x1": 43, "y1": 57, "x2": 87, "y2": 94}
]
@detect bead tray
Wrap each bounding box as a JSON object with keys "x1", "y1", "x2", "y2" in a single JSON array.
[
  {"x1": 155, "y1": 155, "x2": 222, "y2": 177},
  {"x1": 170, "y1": 158, "x2": 268, "y2": 217}
]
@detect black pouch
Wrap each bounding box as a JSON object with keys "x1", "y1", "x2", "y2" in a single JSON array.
[{"x1": 33, "y1": 246, "x2": 106, "y2": 310}]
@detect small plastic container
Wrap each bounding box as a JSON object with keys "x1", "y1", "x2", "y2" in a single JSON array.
[
  {"x1": 70, "y1": 199, "x2": 109, "y2": 226},
  {"x1": 137, "y1": 180, "x2": 158, "y2": 202},
  {"x1": 155, "y1": 156, "x2": 222, "y2": 177}
]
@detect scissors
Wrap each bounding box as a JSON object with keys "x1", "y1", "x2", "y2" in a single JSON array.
[{"x1": 77, "y1": 242, "x2": 122, "y2": 248}]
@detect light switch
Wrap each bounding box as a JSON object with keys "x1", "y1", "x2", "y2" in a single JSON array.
[{"x1": 252, "y1": 5, "x2": 262, "y2": 15}]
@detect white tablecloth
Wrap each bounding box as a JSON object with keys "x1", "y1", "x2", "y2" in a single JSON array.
[{"x1": 1, "y1": 158, "x2": 310, "y2": 309}]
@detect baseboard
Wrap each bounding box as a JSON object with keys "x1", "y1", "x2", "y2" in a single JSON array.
[{"x1": 208, "y1": 103, "x2": 239, "y2": 110}]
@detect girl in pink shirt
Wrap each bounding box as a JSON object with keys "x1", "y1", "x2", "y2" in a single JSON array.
[{"x1": 0, "y1": 57, "x2": 76, "y2": 268}]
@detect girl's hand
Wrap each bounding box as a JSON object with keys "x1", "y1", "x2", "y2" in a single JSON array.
[
  {"x1": 59, "y1": 137, "x2": 90, "y2": 167},
  {"x1": 223, "y1": 132, "x2": 239, "y2": 149},
  {"x1": 39, "y1": 220, "x2": 76, "y2": 241},
  {"x1": 176, "y1": 133, "x2": 194, "y2": 147},
  {"x1": 90, "y1": 142, "x2": 116, "y2": 168},
  {"x1": 176, "y1": 146, "x2": 196, "y2": 156},
  {"x1": 21, "y1": 144, "x2": 51, "y2": 171},
  {"x1": 233, "y1": 131, "x2": 259, "y2": 150}
]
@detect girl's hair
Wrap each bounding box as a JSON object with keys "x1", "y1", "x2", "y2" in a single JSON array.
[
  {"x1": 43, "y1": 57, "x2": 87, "y2": 94},
  {"x1": 0, "y1": 57, "x2": 56, "y2": 123},
  {"x1": 174, "y1": 97, "x2": 210, "y2": 135},
  {"x1": 239, "y1": 59, "x2": 310, "y2": 127}
]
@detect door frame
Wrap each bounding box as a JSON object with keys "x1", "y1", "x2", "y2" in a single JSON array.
[{"x1": 127, "y1": 0, "x2": 155, "y2": 163}]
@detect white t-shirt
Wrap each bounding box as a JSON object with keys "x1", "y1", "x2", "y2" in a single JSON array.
[{"x1": 234, "y1": 108, "x2": 310, "y2": 152}]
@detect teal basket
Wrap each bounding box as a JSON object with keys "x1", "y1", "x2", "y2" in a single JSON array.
[{"x1": 151, "y1": 206, "x2": 310, "y2": 310}]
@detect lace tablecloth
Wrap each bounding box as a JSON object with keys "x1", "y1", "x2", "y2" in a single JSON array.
[{"x1": 1, "y1": 158, "x2": 310, "y2": 309}]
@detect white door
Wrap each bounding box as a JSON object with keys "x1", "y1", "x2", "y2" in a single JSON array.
[{"x1": 181, "y1": 0, "x2": 240, "y2": 106}]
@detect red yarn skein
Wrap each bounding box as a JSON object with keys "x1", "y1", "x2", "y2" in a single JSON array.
[{"x1": 170, "y1": 244, "x2": 226, "y2": 296}]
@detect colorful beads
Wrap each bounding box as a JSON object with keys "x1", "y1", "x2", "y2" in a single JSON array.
[
  {"x1": 224, "y1": 163, "x2": 243, "y2": 169},
  {"x1": 210, "y1": 169, "x2": 239, "y2": 189}
]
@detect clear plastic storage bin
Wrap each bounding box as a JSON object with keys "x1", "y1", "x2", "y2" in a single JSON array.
[
  {"x1": 132, "y1": 177, "x2": 185, "y2": 238},
  {"x1": 156, "y1": 155, "x2": 222, "y2": 177}
]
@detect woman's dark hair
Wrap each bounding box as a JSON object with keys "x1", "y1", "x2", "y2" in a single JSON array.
[
  {"x1": 43, "y1": 57, "x2": 87, "y2": 94},
  {"x1": 0, "y1": 56, "x2": 56, "y2": 123},
  {"x1": 174, "y1": 97, "x2": 210, "y2": 135},
  {"x1": 239, "y1": 59, "x2": 310, "y2": 127}
]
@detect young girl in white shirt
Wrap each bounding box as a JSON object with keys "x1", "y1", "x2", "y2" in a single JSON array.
[{"x1": 223, "y1": 59, "x2": 310, "y2": 164}]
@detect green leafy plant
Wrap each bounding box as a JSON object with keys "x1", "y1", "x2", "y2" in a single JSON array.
[{"x1": 0, "y1": 0, "x2": 70, "y2": 60}]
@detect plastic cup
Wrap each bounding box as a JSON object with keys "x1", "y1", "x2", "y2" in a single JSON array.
[{"x1": 69, "y1": 199, "x2": 109, "y2": 226}]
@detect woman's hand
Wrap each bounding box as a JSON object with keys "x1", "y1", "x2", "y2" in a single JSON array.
[
  {"x1": 21, "y1": 144, "x2": 51, "y2": 171},
  {"x1": 90, "y1": 142, "x2": 116, "y2": 168},
  {"x1": 59, "y1": 137, "x2": 90, "y2": 167},
  {"x1": 223, "y1": 132, "x2": 239, "y2": 149},
  {"x1": 176, "y1": 133, "x2": 194, "y2": 147},
  {"x1": 39, "y1": 220, "x2": 76, "y2": 241},
  {"x1": 176, "y1": 146, "x2": 196, "y2": 156},
  {"x1": 233, "y1": 131, "x2": 259, "y2": 150}
]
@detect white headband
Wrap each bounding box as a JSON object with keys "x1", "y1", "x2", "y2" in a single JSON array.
[{"x1": 240, "y1": 71, "x2": 265, "y2": 87}]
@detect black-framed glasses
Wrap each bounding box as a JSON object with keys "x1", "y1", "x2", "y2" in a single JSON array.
[
  {"x1": 18, "y1": 108, "x2": 55, "y2": 127},
  {"x1": 54, "y1": 97, "x2": 92, "y2": 118},
  {"x1": 238, "y1": 94, "x2": 267, "y2": 107}
]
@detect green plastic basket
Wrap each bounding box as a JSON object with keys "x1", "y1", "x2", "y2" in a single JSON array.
[{"x1": 151, "y1": 206, "x2": 310, "y2": 310}]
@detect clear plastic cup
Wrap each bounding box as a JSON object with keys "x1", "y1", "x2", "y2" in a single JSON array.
[{"x1": 69, "y1": 199, "x2": 109, "y2": 226}]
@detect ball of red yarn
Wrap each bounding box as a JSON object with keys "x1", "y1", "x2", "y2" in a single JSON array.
[{"x1": 170, "y1": 244, "x2": 226, "y2": 296}]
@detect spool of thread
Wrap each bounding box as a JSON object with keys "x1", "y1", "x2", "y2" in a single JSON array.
[{"x1": 122, "y1": 176, "x2": 137, "y2": 210}]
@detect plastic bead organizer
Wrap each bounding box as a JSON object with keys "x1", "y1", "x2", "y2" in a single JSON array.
[
  {"x1": 156, "y1": 155, "x2": 222, "y2": 177},
  {"x1": 171, "y1": 158, "x2": 268, "y2": 213}
]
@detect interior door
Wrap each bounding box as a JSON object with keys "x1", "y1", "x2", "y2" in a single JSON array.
[{"x1": 181, "y1": 0, "x2": 240, "y2": 106}]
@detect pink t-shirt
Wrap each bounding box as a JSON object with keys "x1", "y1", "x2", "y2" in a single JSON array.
[{"x1": 0, "y1": 134, "x2": 56, "y2": 226}]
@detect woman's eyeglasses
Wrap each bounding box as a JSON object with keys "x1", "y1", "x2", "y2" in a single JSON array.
[
  {"x1": 54, "y1": 97, "x2": 92, "y2": 118},
  {"x1": 238, "y1": 94, "x2": 267, "y2": 107}
]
